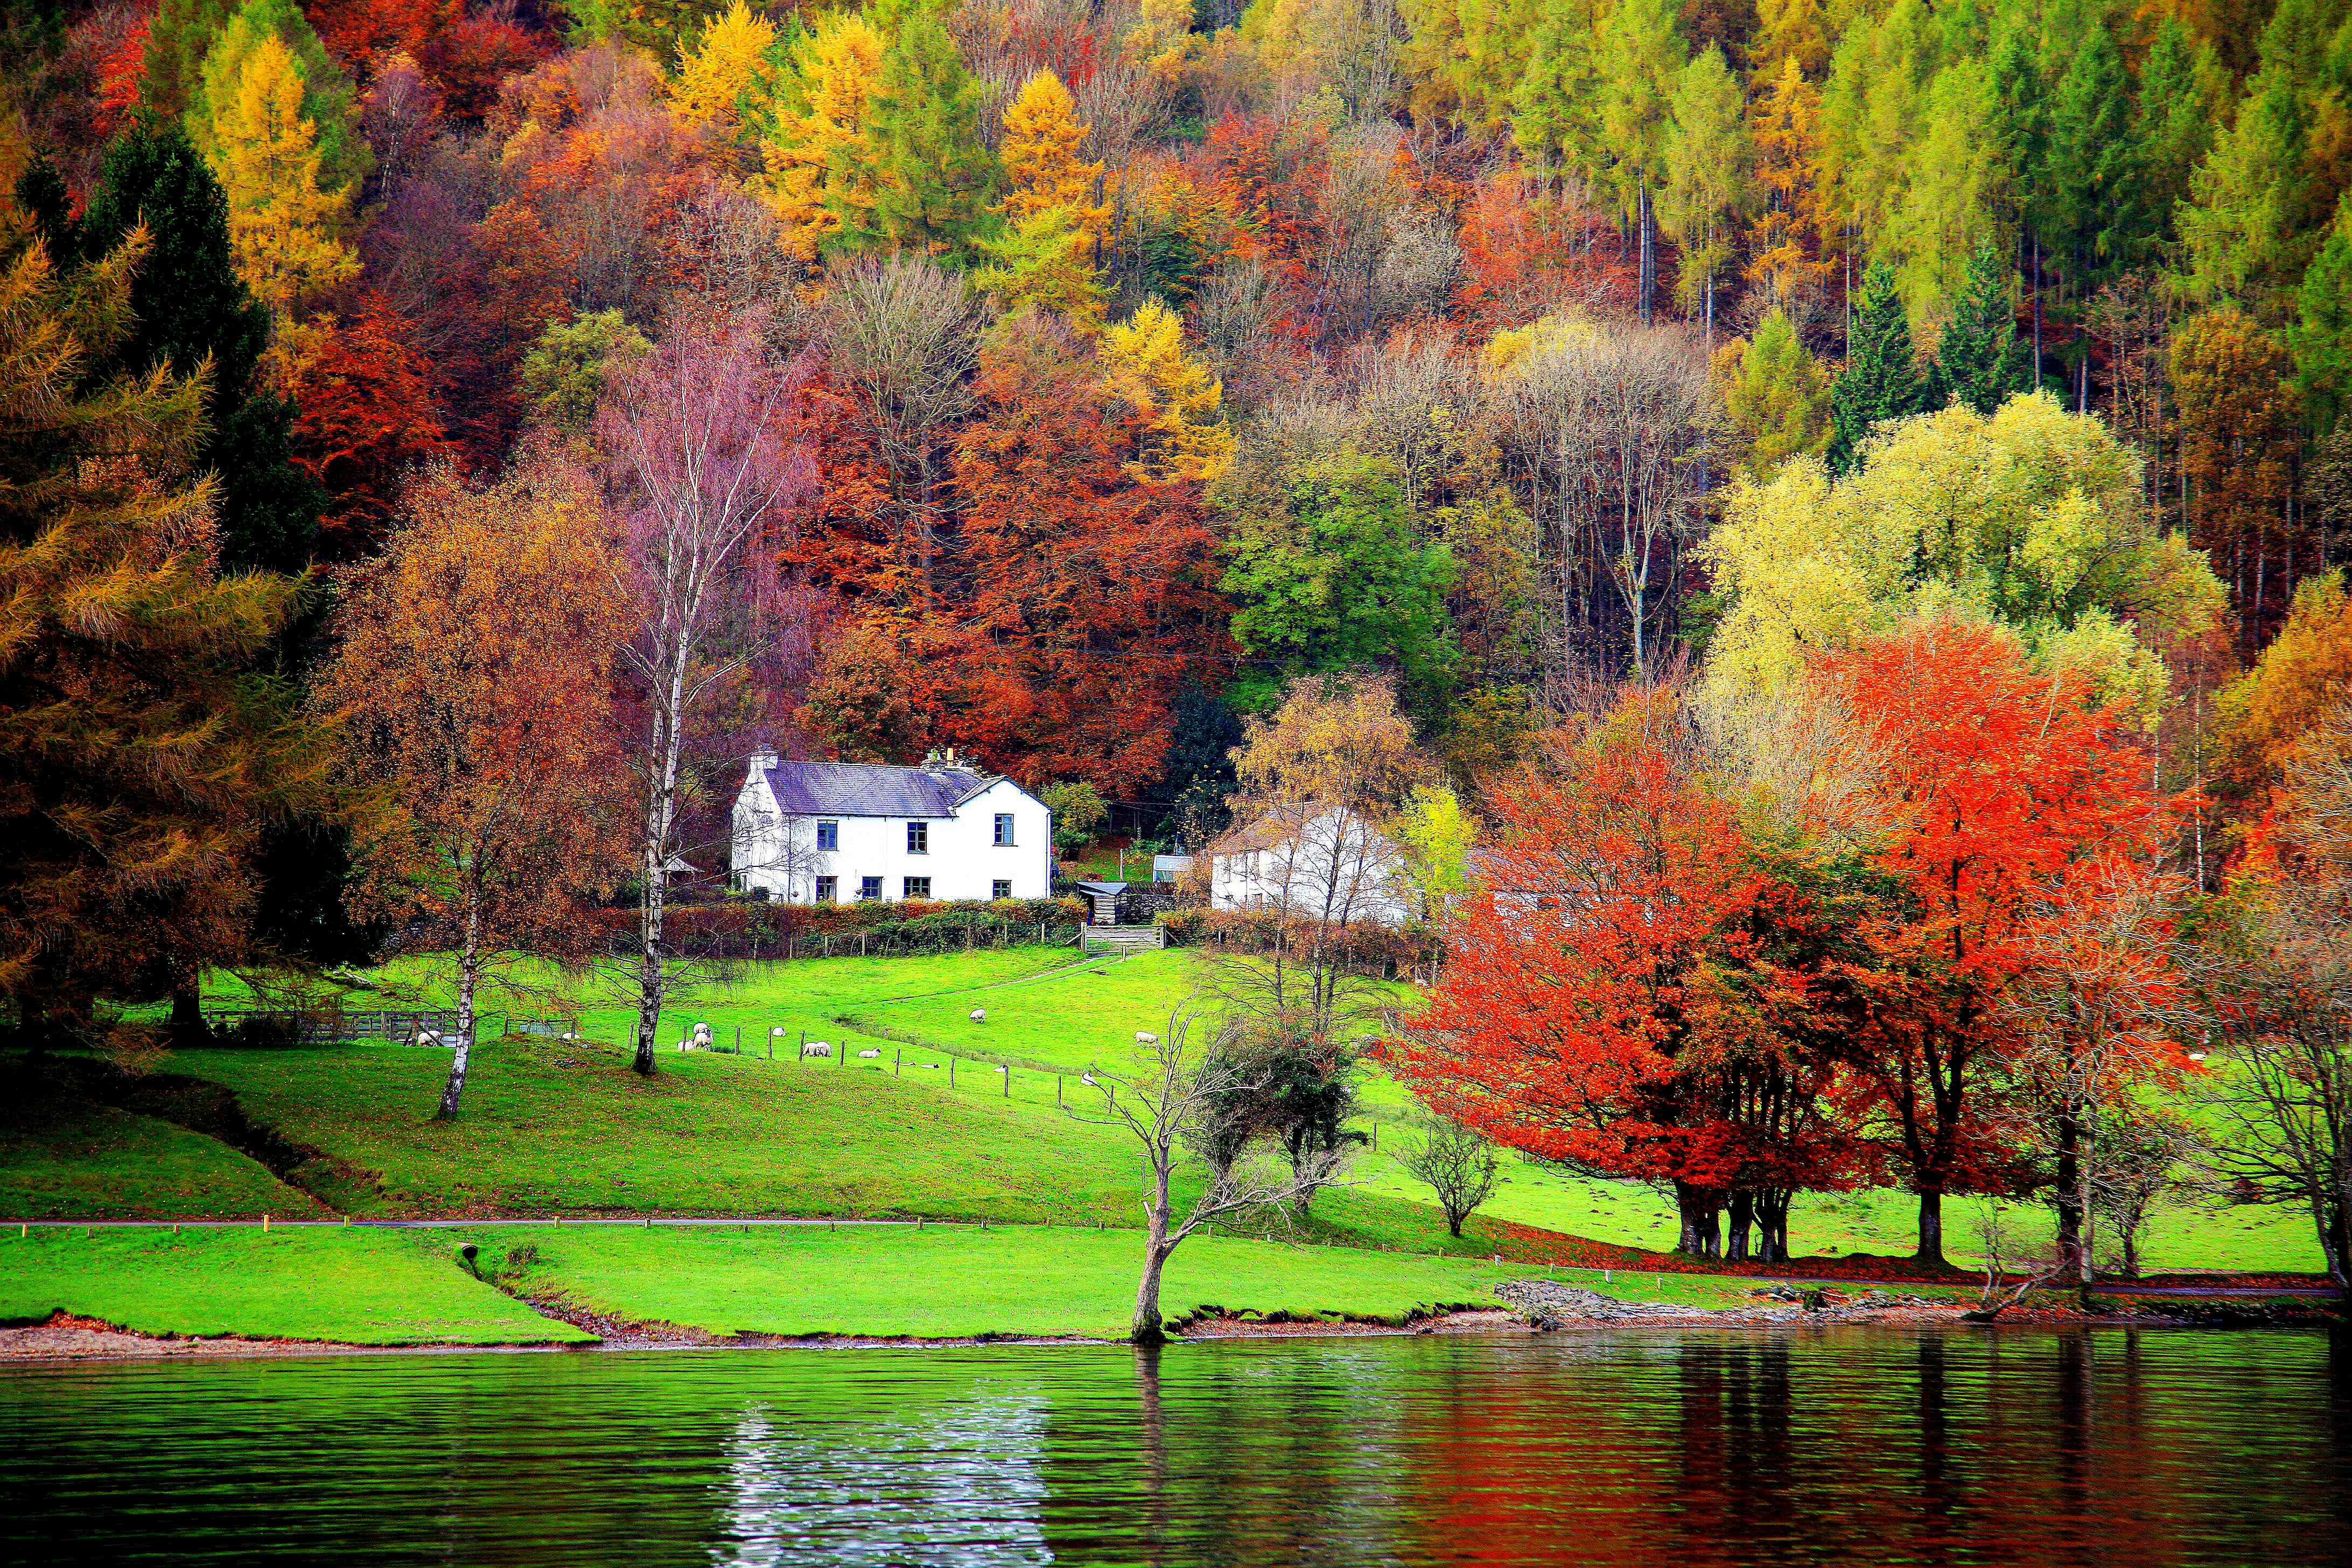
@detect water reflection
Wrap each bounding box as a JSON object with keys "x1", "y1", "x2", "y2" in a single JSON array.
[{"x1": 2, "y1": 1328, "x2": 2345, "y2": 1566}]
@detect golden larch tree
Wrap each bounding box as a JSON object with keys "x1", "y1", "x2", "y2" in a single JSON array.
[
  {"x1": 213, "y1": 33, "x2": 358, "y2": 312},
  {"x1": 669, "y1": 0, "x2": 779, "y2": 144},
  {"x1": 1097, "y1": 297, "x2": 1236, "y2": 482},
  {"x1": 997, "y1": 69, "x2": 1109, "y2": 248},
  {"x1": 759, "y1": 13, "x2": 885, "y2": 262}
]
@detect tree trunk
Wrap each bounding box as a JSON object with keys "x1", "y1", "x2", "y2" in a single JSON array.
[
  {"x1": 1675, "y1": 1181, "x2": 1724, "y2": 1259},
  {"x1": 438, "y1": 876, "x2": 483, "y2": 1121},
  {"x1": 169, "y1": 976, "x2": 206, "y2": 1049},
  {"x1": 1916, "y1": 1188, "x2": 1946, "y2": 1268},
  {"x1": 1726, "y1": 1189, "x2": 1754, "y2": 1262},
  {"x1": 1758, "y1": 1189, "x2": 1791, "y2": 1264},
  {"x1": 2054, "y1": 1110, "x2": 2087, "y2": 1281},
  {"x1": 633, "y1": 655, "x2": 691, "y2": 1077},
  {"x1": 1133, "y1": 1235, "x2": 1172, "y2": 1346}
]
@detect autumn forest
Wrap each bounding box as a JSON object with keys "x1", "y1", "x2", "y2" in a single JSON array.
[{"x1": 6, "y1": 0, "x2": 2352, "y2": 1287}]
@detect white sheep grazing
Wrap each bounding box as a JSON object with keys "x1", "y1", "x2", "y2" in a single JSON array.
[
  {"x1": 771, "y1": 1026, "x2": 789, "y2": 1038},
  {"x1": 1080, "y1": 1073, "x2": 1097, "y2": 1087},
  {"x1": 414, "y1": 1028, "x2": 443, "y2": 1048},
  {"x1": 969, "y1": 1007, "x2": 987, "y2": 1024},
  {"x1": 802, "y1": 1041, "x2": 833, "y2": 1059},
  {"x1": 994, "y1": 1064, "x2": 1007, "y2": 1074},
  {"x1": 857, "y1": 1049, "x2": 881, "y2": 1059},
  {"x1": 691, "y1": 1022, "x2": 712, "y2": 1049},
  {"x1": 1135, "y1": 1030, "x2": 1158, "y2": 1046}
]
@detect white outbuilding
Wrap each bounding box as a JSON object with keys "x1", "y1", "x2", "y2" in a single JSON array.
[{"x1": 729, "y1": 749, "x2": 1053, "y2": 906}]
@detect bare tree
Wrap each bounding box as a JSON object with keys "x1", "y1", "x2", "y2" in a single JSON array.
[
  {"x1": 599, "y1": 311, "x2": 814, "y2": 1075},
  {"x1": 1964, "y1": 1202, "x2": 2068, "y2": 1320},
  {"x1": 1498, "y1": 326, "x2": 1717, "y2": 680},
  {"x1": 1073, "y1": 1006, "x2": 1348, "y2": 1343},
  {"x1": 1401, "y1": 1121, "x2": 1501, "y2": 1237},
  {"x1": 816, "y1": 255, "x2": 983, "y2": 611}
]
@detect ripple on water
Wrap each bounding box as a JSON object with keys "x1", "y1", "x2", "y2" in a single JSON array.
[{"x1": 3, "y1": 1327, "x2": 2348, "y2": 1566}]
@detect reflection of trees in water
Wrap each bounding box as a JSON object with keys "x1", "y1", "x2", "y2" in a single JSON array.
[{"x1": 714, "y1": 1397, "x2": 1051, "y2": 1567}]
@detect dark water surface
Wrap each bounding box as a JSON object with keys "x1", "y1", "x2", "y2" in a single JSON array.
[{"x1": 5, "y1": 1328, "x2": 2347, "y2": 1566}]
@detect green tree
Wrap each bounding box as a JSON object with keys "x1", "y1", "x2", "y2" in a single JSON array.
[
  {"x1": 1884, "y1": 58, "x2": 2004, "y2": 327},
  {"x1": 520, "y1": 311, "x2": 654, "y2": 436},
  {"x1": 2135, "y1": 18, "x2": 2229, "y2": 241},
  {"x1": 1041, "y1": 780, "x2": 1108, "y2": 854},
  {"x1": 1718, "y1": 309, "x2": 1831, "y2": 479},
  {"x1": 1220, "y1": 452, "x2": 1458, "y2": 721},
  {"x1": 1591, "y1": 0, "x2": 1685, "y2": 324},
  {"x1": 1826, "y1": 261, "x2": 1925, "y2": 472},
  {"x1": 865, "y1": 0, "x2": 997, "y2": 261},
  {"x1": 141, "y1": 0, "x2": 237, "y2": 121},
  {"x1": 972, "y1": 206, "x2": 1107, "y2": 330},
  {"x1": 1511, "y1": 0, "x2": 1601, "y2": 179},
  {"x1": 1930, "y1": 241, "x2": 2027, "y2": 415},
  {"x1": 64, "y1": 124, "x2": 320, "y2": 573},
  {"x1": 1658, "y1": 44, "x2": 1753, "y2": 342},
  {"x1": 2293, "y1": 191, "x2": 2352, "y2": 435},
  {"x1": 2178, "y1": 68, "x2": 2315, "y2": 316}
]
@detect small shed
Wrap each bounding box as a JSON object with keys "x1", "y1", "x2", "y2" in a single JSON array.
[
  {"x1": 1074, "y1": 880, "x2": 1128, "y2": 925},
  {"x1": 1151, "y1": 854, "x2": 1194, "y2": 884}
]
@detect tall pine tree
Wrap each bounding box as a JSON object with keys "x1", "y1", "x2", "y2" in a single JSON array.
[
  {"x1": 1828, "y1": 260, "x2": 1926, "y2": 471},
  {"x1": 866, "y1": 0, "x2": 996, "y2": 261},
  {"x1": 1930, "y1": 241, "x2": 2027, "y2": 415},
  {"x1": 66, "y1": 124, "x2": 320, "y2": 573}
]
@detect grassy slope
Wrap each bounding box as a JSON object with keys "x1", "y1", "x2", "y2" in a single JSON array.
[
  {"x1": 0, "y1": 1079, "x2": 324, "y2": 1221},
  {"x1": 22, "y1": 945, "x2": 2328, "y2": 1272},
  {"x1": 0, "y1": 1227, "x2": 593, "y2": 1345}
]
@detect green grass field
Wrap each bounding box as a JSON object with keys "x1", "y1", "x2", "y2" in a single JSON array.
[
  {"x1": 0, "y1": 1227, "x2": 594, "y2": 1345},
  {"x1": 0, "y1": 1222, "x2": 1763, "y2": 1346},
  {"x1": 2, "y1": 940, "x2": 2330, "y2": 1355}
]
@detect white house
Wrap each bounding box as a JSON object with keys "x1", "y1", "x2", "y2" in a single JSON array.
[
  {"x1": 1204, "y1": 803, "x2": 1414, "y2": 927},
  {"x1": 729, "y1": 750, "x2": 1053, "y2": 905}
]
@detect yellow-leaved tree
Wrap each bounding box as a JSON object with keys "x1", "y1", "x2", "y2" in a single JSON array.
[
  {"x1": 997, "y1": 69, "x2": 1108, "y2": 247},
  {"x1": 669, "y1": 0, "x2": 779, "y2": 146},
  {"x1": 1699, "y1": 392, "x2": 2225, "y2": 720},
  {"x1": 974, "y1": 205, "x2": 1107, "y2": 329},
  {"x1": 758, "y1": 13, "x2": 884, "y2": 262},
  {"x1": 1098, "y1": 297, "x2": 1236, "y2": 482},
  {"x1": 213, "y1": 33, "x2": 357, "y2": 312}
]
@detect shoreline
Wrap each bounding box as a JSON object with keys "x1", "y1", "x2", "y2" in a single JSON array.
[{"x1": 8, "y1": 1289, "x2": 2336, "y2": 1366}]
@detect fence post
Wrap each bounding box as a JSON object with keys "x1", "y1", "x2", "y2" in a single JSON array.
[
  {"x1": 799, "y1": 1028, "x2": 806, "y2": 1062},
  {"x1": 734, "y1": 1024, "x2": 741, "y2": 1052},
  {"x1": 1003, "y1": 1065, "x2": 1009, "y2": 1098},
  {"x1": 949, "y1": 1056, "x2": 955, "y2": 1089},
  {"x1": 895, "y1": 1049, "x2": 901, "y2": 1079}
]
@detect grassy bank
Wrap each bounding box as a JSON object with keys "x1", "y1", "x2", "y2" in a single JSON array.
[
  {"x1": 0, "y1": 1223, "x2": 1758, "y2": 1347},
  {"x1": 0, "y1": 1227, "x2": 593, "y2": 1345}
]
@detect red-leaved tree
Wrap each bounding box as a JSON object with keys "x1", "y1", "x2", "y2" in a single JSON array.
[
  {"x1": 1814, "y1": 619, "x2": 2171, "y2": 1266},
  {"x1": 1392, "y1": 695, "x2": 1775, "y2": 1256}
]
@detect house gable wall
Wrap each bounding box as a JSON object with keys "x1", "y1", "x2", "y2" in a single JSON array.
[{"x1": 730, "y1": 765, "x2": 1053, "y2": 905}]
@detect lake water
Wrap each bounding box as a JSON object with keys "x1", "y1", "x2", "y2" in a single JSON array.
[{"x1": 5, "y1": 1328, "x2": 2347, "y2": 1566}]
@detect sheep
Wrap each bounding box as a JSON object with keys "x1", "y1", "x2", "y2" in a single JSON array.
[
  {"x1": 1080, "y1": 1073, "x2": 1097, "y2": 1087},
  {"x1": 801, "y1": 1041, "x2": 833, "y2": 1059},
  {"x1": 969, "y1": 1008, "x2": 987, "y2": 1024},
  {"x1": 857, "y1": 1049, "x2": 881, "y2": 1060},
  {"x1": 1134, "y1": 1030, "x2": 1158, "y2": 1045},
  {"x1": 413, "y1": 1028, "x2": 444, "y2": 1049},
  {"x1": 690, "y1": 1022, "x2": 712, "y2": 1051}
]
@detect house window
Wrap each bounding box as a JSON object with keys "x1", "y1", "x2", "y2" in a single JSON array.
[
  {"x1": 858, "y1": 876, "x2": 882, "y2": 900},
  {"x1": 992, "y1": 879, "x2": 1012, "y2": 900},
  {"x1": 903, "y1": 876, "x2": 932, "y2": 899},
  {"x1": 907, "y1": 821, "x2": 929, "y2": 855},
  {"x1": 993, "y1": 813, "x2": 1014, "y2": 846},
  {"x1": 816, "y1": 820, "x2": 838, "y2": 852},
  {"x1": 815, "y1": 875, "x2": 837, "y2": 904}
]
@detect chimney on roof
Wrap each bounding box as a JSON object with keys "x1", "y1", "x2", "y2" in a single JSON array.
[{"x1": 748, "y1": 747, "x2": 778, "y2": 776}]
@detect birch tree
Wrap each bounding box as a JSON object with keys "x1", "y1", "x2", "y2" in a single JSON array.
[{"x1": 598, "y1": 311, "x2": 813, "y2": 1076}]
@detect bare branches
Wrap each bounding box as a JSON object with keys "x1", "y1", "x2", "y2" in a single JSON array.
[
  {"x1": 1401, "y1": 1121, "x2": 1501, "y2": 1237},
  {"x1": 1070, "y1": 1004, "x2": 1349, "y2": 1342}
]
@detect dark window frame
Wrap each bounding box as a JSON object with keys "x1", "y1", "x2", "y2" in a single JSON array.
[
  {"x1": 815, "y1": 874, "x2": 838, "y2": 904},
  {"x1": 858, "y1": 876, "x2": 883, "y2": 900},
  {"x1": 816, "y1": 820, "x2": 838, "y2": 852},
  {"x1": 907, "y1": 821, "x2": 929, "y2": 855},
  {"x1": 903, "y1": 876, "x2": 932, "y2": 900}
]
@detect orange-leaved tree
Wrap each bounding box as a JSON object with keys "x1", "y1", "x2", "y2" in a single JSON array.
[
  {"x1": 1391, "y1": 692, "x2": 1780, "y2": 1257},
  {"x1": 1814, "y1": 617, "x2": 2172, "y2": 1266},
  {"x1": 319, "y1": 447, "x2": 631, "y2": 1118},
  {"x1": 941, "y1": 314, "x2": 1229, "y2": 795}
]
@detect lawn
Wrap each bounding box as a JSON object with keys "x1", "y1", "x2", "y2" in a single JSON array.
[
  {"x1": 0, "y1": 1221, "x2": 1763, "y2": 1346},
  {"x1": 0, "y1": 1226, "x2": 593, "y2": 1345}
]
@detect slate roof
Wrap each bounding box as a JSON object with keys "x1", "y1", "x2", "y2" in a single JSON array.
[{"x1": 759, "y1": 759, "x2": 992, "y2": 818}]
